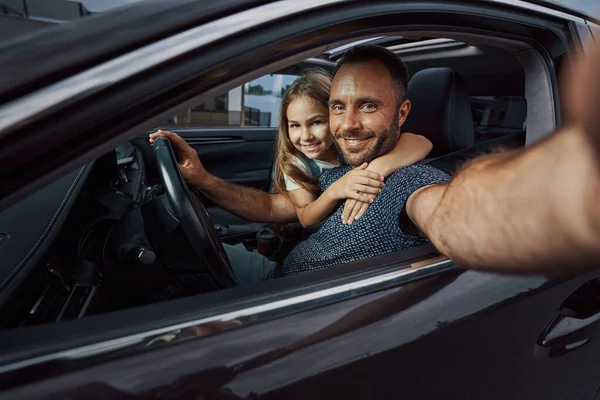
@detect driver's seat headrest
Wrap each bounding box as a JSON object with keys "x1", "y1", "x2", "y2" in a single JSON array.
[{"x1": 402, "y1": 67, "x2": 474, "y2": 157}]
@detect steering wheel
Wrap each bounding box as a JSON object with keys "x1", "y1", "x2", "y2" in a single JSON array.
[{"x1": 153, "y1": 137, "x2": 236, "y2": 289}]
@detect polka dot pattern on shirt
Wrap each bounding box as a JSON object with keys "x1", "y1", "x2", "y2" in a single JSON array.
[{"x1": 282, "y1": 164, "x2": 450, "y2": 276}]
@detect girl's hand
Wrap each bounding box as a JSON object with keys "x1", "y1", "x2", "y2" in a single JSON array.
[
  {"x1": 327, "y1": 163, "x2": 384, "y2": 203},
  {"x1": 342, "y1": 196, "x2": 373, "y2": 225}
]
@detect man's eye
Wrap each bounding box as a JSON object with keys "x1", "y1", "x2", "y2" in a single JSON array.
[
  {"x1": 362, "y1": 103, "x2": 376, "y2": 111},
  {"x1": 331, "y1": 105, "x2": 344, "y2": 113}
]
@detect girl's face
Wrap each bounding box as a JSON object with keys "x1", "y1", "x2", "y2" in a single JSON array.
[{"x1": 286, "y1": 96, "x2": 333, "y2": 160}]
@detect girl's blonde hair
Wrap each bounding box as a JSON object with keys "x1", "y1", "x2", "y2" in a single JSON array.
[{"x1": 272, "y1": 68, "x2": 332, "y2": 205}]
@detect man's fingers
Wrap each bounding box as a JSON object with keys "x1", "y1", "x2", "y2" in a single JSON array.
[
  {"x1": 150, "y1": 130, "x2": 195, "y2": 157},
  {"x1": 149, "y1": 129, "x2": 172, "y2": 142},
  {"x1": 562, "y1": 38, "x2": 600, "y2": 154}
]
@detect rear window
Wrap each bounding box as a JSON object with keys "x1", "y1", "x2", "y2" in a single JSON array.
[{"x1": 470, "y1": 96, "x2": 527, "y2": 143}]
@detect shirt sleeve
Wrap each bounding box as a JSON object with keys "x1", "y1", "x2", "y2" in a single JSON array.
[
  {"x1": 390, "y1": 164, "x2": 450, "y2": 209},
  {"x1": 283, "y1": 157, "x2": 313, "y2": 191},
  {"x1": 392, "y1": 165, "x2": 450, "y2": 237},
  {"x1": 408, "y1": 165, "x2": 451, "y2": 194}
]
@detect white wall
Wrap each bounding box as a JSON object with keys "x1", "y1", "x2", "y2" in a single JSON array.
[{"x1": 228, "y1": 86, "x2": 243, "y2": 125}]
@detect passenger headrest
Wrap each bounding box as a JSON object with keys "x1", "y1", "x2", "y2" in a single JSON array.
[{"x1": 402, "y1": 67, "x2": 474, "y2": 156}]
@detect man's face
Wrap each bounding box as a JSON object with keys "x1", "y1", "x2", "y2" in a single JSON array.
[{"x1": 329, "y1": 60, "x2": 410, "y2": 166}]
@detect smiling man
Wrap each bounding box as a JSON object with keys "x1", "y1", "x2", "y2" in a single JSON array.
[
  {"x1": 329, "y1": 49, "x2": 410, "y2": 166},
  {"x1": 282, "y1": 45, "x2": 450, "y2": 275}
]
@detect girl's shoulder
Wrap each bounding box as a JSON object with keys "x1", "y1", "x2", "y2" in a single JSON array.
[
  {"x1": 288, "y1": 155, "x2": 313, "y2": 176},
  {"x1": 312, "y1": 159, "x2": 338, "y2": 173},
  {"x1": 283, "y1": 155, "x2": 315, "y2": 191},
  {"x1": 283, "y1": 156, "x2": 338, "y2": 191}
]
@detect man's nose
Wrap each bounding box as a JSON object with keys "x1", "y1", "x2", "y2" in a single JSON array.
[{"x1": 340, "y1": 109, "x2": 361, "y2": 132}]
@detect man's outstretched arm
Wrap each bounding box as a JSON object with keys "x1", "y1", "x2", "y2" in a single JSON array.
[
  {"x1": 407, "y1": 126, "x2": 600, "y2": 274},
  {"x1": 149, "y1": 130, "x2": 297, "y2": 224},
  {"x1": 197, "y1": 173, "x2": 297, "y2": 224}
]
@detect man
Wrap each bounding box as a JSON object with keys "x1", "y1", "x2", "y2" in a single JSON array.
[
  {"x1": 282, "y1": 45, "x2": 448, "y2": 275},
  {"x1": 153, "y1": 45, "x2": 449, "y2": 279}
]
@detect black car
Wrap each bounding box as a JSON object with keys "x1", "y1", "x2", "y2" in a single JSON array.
[{"x1": 0, "y1": 0, "x2": 599, "y2": 399}]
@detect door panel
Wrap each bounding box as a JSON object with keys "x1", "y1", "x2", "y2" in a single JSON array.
[
  {"x1": 135, "y1": 126, "x2": 277, "y2": 233},
  {"x1": 260, "y1": 271, "x2": 600, "y2": 400},
  {"x1": 176, "y1": 127, "x2": 277, "y2": 191},
  {"x1": 176, "y1": 127, "x2": 277, "y2": 234},
  {"x1": 7, "y1": 270, "x2": 600, "y2": 400}
]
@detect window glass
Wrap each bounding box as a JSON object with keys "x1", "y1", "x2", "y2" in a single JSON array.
[
  {"x1": 470, "y1": 95, "x2": 527, "y2": 144},
  {"x1": 166, "y1": 74, "x2": 300, "y2": 128}
]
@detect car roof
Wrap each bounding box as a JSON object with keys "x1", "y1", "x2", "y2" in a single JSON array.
[
  {"x1": 0, "y1": 0, "x2": 274, "y2": 105},
  {"x1": 529, "y1": 0, "x2": 598, "y2": 20}
]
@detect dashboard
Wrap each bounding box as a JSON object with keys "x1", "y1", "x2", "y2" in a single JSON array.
[{"x1": 0, "y1": 142, "x2": 168, "y2": 329}]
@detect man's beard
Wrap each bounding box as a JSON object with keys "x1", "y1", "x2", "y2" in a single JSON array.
[{"x1": 334, "y1": 108, "x2": 401, "y2": 166}]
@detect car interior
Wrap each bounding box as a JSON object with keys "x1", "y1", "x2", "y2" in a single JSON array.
[{"x1": 0, "y1": 32, "x2": 539, "y2": 331}]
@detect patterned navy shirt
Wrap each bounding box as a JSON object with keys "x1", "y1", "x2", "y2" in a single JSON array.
[{"x1": 282, "y1": 164, "x2": 450, "y2": 276}]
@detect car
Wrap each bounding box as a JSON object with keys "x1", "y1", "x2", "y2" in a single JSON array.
[{"x1": 0, "y1": 0, "x2": 599, "y2": 398}]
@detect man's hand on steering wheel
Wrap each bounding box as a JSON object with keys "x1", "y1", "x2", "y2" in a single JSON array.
[{"x1": 149, "y1": 130, "x2": 208, "y2": 187}]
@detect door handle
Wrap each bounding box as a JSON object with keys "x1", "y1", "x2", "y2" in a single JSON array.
[{"x1": 536, "y1": 279, "x2": 600, "y2": 357}]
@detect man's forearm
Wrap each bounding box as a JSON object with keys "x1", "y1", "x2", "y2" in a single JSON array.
[
  {"x1": 197, "y1": 174, "x2": 297, "y2": 224},
  {"x1": 414, "y1": 127, "x2": 600, "y2": 273}
]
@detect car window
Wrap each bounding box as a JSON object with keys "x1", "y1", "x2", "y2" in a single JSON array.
[
  {"x1": 167, "y1": 73, "x2": 300, "y2": 128},
  {"x1": 470, "y1": 96, "x2": 527, "y2": 144}
]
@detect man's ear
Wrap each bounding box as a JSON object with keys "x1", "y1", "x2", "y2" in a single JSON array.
[{"x1": 398, "y1": 99, "x2": 411, "y2": 128}]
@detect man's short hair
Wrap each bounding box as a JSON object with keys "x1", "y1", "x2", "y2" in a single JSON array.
[{"x1": 333, "y1": 44, "x2": 409, "y2": 102}]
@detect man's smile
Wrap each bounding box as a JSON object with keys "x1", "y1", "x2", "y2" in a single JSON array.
[{"x1": 338, "y1": 135, "x2": 375, "y2": 151}]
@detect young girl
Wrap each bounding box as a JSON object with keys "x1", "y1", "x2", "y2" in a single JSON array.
[{"x1": 273, "y1": 68, "x2": 432, "y2": 227}]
